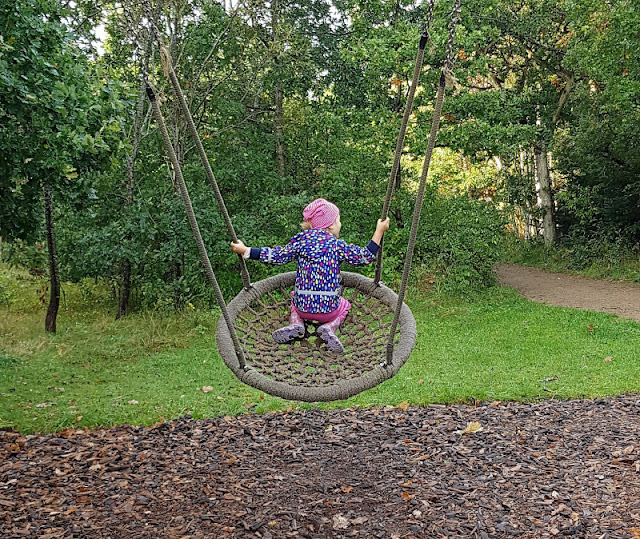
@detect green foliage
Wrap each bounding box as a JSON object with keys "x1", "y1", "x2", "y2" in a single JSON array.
[
  {"x1": 0, "y1": 0, "x2": 124, "y2": 243},
  {"x1": 0, "y1": 271, "x2": 16, "y2": 308},
  {"x1": 551, "y1": 0, "x2": 640, "y2": 242},
  {"x1": 2, "y1": 0, "x2": 639, "y2": 315},
  {"x1": 416, "y1": 196, "x2": 505, "y2": 292}
]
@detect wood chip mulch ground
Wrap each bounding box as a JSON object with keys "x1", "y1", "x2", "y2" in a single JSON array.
[{"x1": 2, "y1": 397, "x2": 640, "y2": 538}]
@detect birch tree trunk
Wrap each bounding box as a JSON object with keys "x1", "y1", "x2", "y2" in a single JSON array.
[
  {"x1": 534, "y1": 143, "x2": 556, "y2": 245},
  {"x1": 44, "y1": 183, "x2": 60, "y2": 333}
]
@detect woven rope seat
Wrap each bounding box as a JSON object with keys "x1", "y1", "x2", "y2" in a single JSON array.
[{"x1": 216, "y1": 271, "x2": 417, "y2": 402}]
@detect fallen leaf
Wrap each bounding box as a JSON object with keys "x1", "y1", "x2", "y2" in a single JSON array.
[
  {"x1": 401, "y1": 491, "x2": 413, "y2": 502},
  {"x1": 455, "y1": 421, "x2": 483, "y2": 435},
  {"x1": 127, "y1": 400, "x2": 139, "y2": 405},
  {"x1": 201, "y1": 386, "x2": 214, "y2": 393},
  {"x1": 35, "y1": 402, "x2": 55, "y2": 408},
  {"x1": 603, "y1": 356, "x2": 613, "y2": 362},
  {"x1": 396, "y1": 401, "x2": 409, "y2": 411},
  {"x1": 332, "y1": 514, "x2": 350, "y2": 530},
  {"x1": 341, "y1": 486, "x2": 353, "y2": 493}
]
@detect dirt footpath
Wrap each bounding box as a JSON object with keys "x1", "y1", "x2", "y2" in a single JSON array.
[{"x1": 495, "y1": 263, "x2": 640, "y2": 323}]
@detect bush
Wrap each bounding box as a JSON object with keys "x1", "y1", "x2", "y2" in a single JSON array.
[{"x1": 414, "y1": 197, "x2": 505, "y2": 292}]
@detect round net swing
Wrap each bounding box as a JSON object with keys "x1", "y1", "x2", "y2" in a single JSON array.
[
  {"x1": 140, "y1": 0, "x2": 461, "y2": 401},
  {"x1": 216, "y1": 271, "x2": 416, "y2": 402}
]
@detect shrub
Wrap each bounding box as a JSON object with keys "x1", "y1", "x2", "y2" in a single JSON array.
[{"x1": 414, "y1": 196, "x2": 505, "y2": 292}]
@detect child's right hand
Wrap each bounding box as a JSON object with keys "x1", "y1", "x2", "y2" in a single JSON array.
[
  {"x1": 376, "y1": 218, "x2": 390, "y2": 234},
  {"x1": 231, "y1": 240, "x2": 249, "y2": 256},
  {"x1": 372, "y1": 218, "x2": 390, "y2": 245}
]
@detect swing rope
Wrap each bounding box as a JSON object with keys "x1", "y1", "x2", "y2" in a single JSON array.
[
  {"x1": 384, "y1": 0, "x2": 462, "y2": 364},
  {"x1": 374, "y1": 0, "x2": 437, "y2": 284},
  {"x1": 136, "y1": 0, "x2": 252, "y2": 291},
  {"x1": 145, "y1": 83, "x2": 248, "y2": 369}
]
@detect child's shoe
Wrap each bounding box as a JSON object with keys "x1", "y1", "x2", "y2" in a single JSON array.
[
  {"x1": 317, "y1": 324, "x2": 344, "y2": 354},
  {"x1": 272, "y1": 324, "x2": 305, "y2": 344}
]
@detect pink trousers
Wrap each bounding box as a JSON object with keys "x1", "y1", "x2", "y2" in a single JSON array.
[{"x1": 290, "y1": 292, "x2": 351, "y2": 326}]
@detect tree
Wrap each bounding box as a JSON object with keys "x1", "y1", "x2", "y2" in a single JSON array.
[
  {"x1": 0, "y1": 0, "x2": 113, "y2": 331},
  {"x1": 552, "y1": 0, "x2": 640, "y2": 244},
  {"x1": 433, "y1": 0, "x2": 578, "y2": 244}
]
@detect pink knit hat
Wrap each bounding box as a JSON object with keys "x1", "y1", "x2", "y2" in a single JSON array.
[{"x1": 303, "y1": 198, "x2": 340, "y2": 229}]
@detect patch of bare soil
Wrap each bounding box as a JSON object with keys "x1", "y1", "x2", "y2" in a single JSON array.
[
  {"x1": 495, "y1": 264, "x2": 640, "y2": 323},
  {"x1": 2, "y1": 398, "x2": 640, "y2": 538}
]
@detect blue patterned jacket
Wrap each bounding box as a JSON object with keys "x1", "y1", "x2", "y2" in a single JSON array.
[{"x1": 249, "y1": 229, "x2": 379, "y2": 314}]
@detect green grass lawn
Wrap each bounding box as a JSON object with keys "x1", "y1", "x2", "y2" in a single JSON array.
[{"x1": 1, "y1": 268, "x2": 639, "y2": 434}]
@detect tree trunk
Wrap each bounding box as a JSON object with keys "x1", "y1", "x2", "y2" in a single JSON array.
[
  {"x1": 271, "y1": 0, "x2": 285, "y2": 178},
  {"x1": 274, "y1": 85, "x2": 285, "y2": 177},
  {"x1": 117, "y1": 64, "x2": 149, "y2": 319},
  {"x1": 117, "y1": 259, "x2": 132, "y2": 319},
  {"x1": 534, "y1": 143, "x2": 556, "y2": 245},
  {"x1": 44, "y1": 183, "x2": 60, "y2": 333}
]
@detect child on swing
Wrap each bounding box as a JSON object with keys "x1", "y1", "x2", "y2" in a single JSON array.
[{"x1": 231, "y1": 198, "x2": 390, "y2": 354}]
